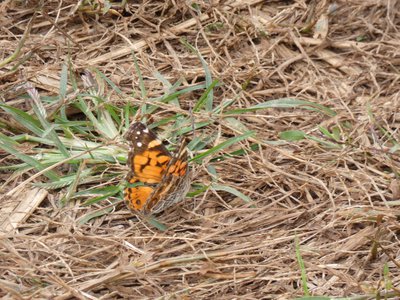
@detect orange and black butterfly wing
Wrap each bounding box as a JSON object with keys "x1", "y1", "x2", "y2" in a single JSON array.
[
  {"x1": 146, "y1": 139, "x2": 190, "y2": 213},
  {"x1": 124, "y1": 122, "x2": 172, "y2": 212}
]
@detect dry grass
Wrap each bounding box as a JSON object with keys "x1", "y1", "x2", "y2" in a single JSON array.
[{"x1": 1, "y1": 0, "x2": 400, "y2": 299}]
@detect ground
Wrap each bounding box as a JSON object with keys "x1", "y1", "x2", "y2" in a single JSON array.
[{"x1": 0, "y1": 0, "x2": 399, "y2": 299}]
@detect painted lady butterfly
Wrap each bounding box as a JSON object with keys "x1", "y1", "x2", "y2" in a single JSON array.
[{"x1": 124, "y1": 122, "x2": 190, "y2": 214}]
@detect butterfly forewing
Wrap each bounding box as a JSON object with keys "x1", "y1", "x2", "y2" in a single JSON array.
[{"x1": 146, "y1": 141, "x2": 190, "y2": 213}]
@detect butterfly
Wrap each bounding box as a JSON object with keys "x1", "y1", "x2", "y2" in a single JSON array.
[{"x1": 124, "y1": 122, "x2": 191, "y2": 214}]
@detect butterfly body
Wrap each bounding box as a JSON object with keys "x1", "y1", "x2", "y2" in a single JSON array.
[{"x1": 124, "y1": 122, "x2": 190, "y2": 214}]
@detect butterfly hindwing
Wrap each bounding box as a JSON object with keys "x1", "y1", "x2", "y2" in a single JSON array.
[{"x1": 146, "y1": 141, "x2": 190, "y2": 213}]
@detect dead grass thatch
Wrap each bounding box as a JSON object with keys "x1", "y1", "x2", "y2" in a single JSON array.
[{"x1": 1, "y1": 0, "x2": 400, "y2": 299}]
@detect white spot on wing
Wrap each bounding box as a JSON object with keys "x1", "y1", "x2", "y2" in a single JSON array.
[
  {"x1": 137, "y1": 142, "x2": 142, "y2": 147},
  {"x1": 136, "y1": 131, "x2": 141, "y2": 135},
  {"x1": 143, "y1": 128, "x2": 149, "y2": 133}
]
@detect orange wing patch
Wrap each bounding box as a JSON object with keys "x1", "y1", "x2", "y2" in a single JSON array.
[
  {"x1": 125, "y1": 177, "x2": 153, "y2": 211},
  {"x1": 123, "y1": 122, "x2": 190, "y2": 214},
  {"x1": 132, "y1": 149, "x2": 169, "y2": 183}
]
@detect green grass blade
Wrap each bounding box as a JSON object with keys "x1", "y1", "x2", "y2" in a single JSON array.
[
  {"x1": 59, "y1": 63, "x2": 68, "y2": 100},
  {"x1": 104, "y1": 103, "x2": 122, "y2": 126},
  {"x1": 93, "y1": 68, "x2": 123, "y2": 95},
  {"x1": 318, "y1": 126, "x2": 338, "y2": 141},
  {"x1": 279, "y1": 130, "x2": 307, "y2": 141},
  {"x1": 60, "y1": 160, "x2": 87, "y2": 204},
  {"x1": 0, "y1": 162, "x2": 28, "y2": 171},
  {"x1": 191, "y1": 131, "x2": 254, "y2": 162},
  {"x1": 295, "y1": 236, "x2": 310, "y2": 296},
  {"x1": 224, "y1": 117, "x2": 250, "y2": 133},
  {"x1": 181, "y1": 38, "x2": 214, "y2": 111},
  {"x1": 210, "y1": 143, "x2": 260, "y2": 162},
  {"x1": 151, "y1": 73, "x2": 184, "y2": 107},
  {"x1": 76, "y1": 95, "x2": 117, "y2": 140},
  {"x1": 26, "y1": 86, "x2": 70, "y2": 158},
  {"x1": 225, "y1": 98, "x2": 336, "y2": 117},
  {"x1": 36, "y1": 116, "x2": 70, "y2": 158},
  {"x1": 211, "y1": 183, "x2": 256, "y2": 208},
  {"x1": 130, "y1": 52, "x2": 147, "y2": 117},
  {"x1": 146, "y1": 216, "x2": 168, "y2": 231},
  {"x1": 98, "y1": 108, "x2": 119, "y2": 138},
  {"x1": 82, "y1": 186, "x2": 122, "y2": 205},
  {"x1": 32, "y1": 169, "x2": 94, "y2": 189},
  {"x1": 0, "y1": 14, "x2": 33, "y2": 68},
  {"x1": 212, "y1": 98, "x2": 236, "y2": 114},
  {"x1": 193, "y1": 79, "x2": 219, "y2": 112},
  {"x1": 0, "y1": 104, "x2": 43, "y2": 136},
  {"x1": 175, "y1": 121, "x2": 210, "y2": 136},
  {"x1": 188, "y1": 136, "x2": 209, "y2": 152},
  {"x1": 148, "y1": 83, "x2": 207, "y2": 103},
  {"x1": 59, "y1": 63, "x2": 68, "y2": 119},
  {"x1": 383, "y1": 263, "x2": 392, "y2": 290},
  {"x1": 145, "y1": 83, "x2": 208, "y2": 115},
  {"x1": 154, "y1": 71, "x2": 172, "y2": 88},
  {"x1": 78, "y1": 207, "x2": 115, "y2": 224},
  {"x1": 186, "y1": 184, "x2": 209, "y2": 197},
  {"x1": 124, "y1": 102, "x2": 132, "y2": 129},
  {"x1": 305, "y1": 135, "x2": 342, "y2": 149},
  {"x1": 0, "y1": 133, "x2": 59, "y2": 180},
  {"x1": 212, "y1": 184, "x2": 253, "y2": 204},
  {"x1": 207, "y1": 164, "x2": 218, "y2": 180}
]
